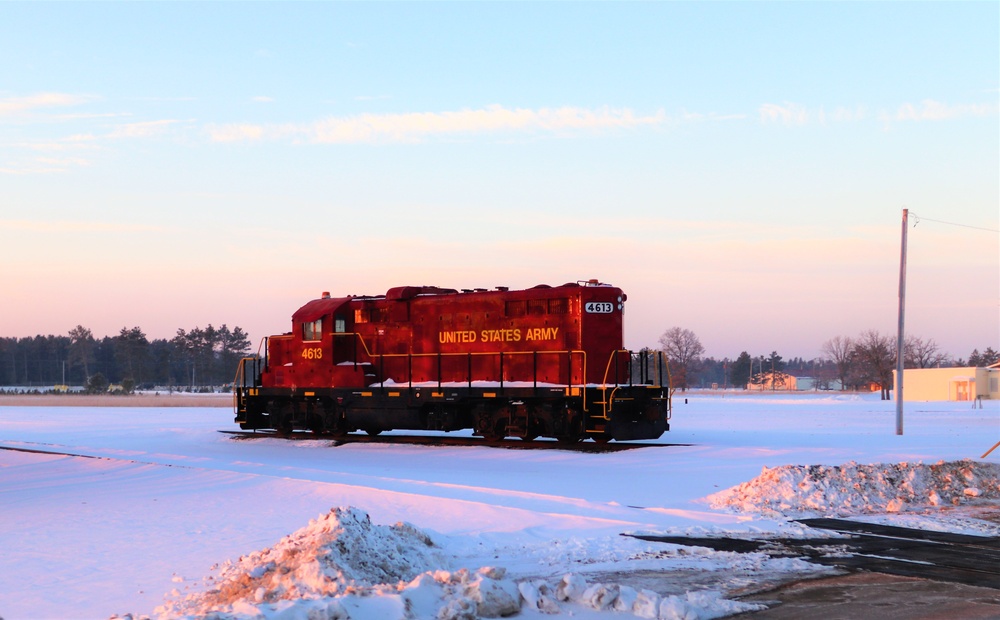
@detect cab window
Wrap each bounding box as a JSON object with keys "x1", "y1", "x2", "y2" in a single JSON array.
[{"x1": 303, "y1": 319, "x2": 322, "y2": 341}]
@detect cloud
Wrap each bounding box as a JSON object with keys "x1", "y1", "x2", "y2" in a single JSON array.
[
  {"x1": 829, "y1": 106, "x2": 867, "y2": 122},
  {"x1": 758, "y1": 102, "x2": 810, "y2": 125},
  {"x1": 12, "y1": 134, "x2": 98, "y2": 152},
  {"x1": 0, "y1": 149, "x2": 96, "y2": 174},
  {"x1": 893, "y1": 99, "x2": 998, "y2": 121},
  {"x1": 0, "y1": 219, "x2": 164, "y2": 233},
  {"x1": 0, "y1": 164, "x2": 68, "y2": 175},
  {"x1": 0, "y1": 92, "x2": 97, "y2": 117},
  {"x1": 107, "y1": 119, "x2": 185, "y2": 139},
  {"x1": 208, "y1": 123, "x2": 267, "y2": 142},
  {"x1": 252, "y1": 96, "x2": 274, "y2": 103},
  {"x1": 207, "y1": 104, "x2": 668, "y2": 144},
  {"x1": 2, "y1": 119, "x2": 185, "y2": 174},
  {"x1": 680, "y1": 110, "x2": 747, "y2": 123},
  {"x1": 761, "y1": 99, "x2": 996, "y2": 127}
]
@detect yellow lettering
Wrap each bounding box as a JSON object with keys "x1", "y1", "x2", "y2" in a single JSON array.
[
  {"x1": 300, "y1": 347, "x2": 323, "y2": 360},
  {"x1": 524, "y1": 327, "x2": 560, "y2": 341},
  {"x1": 441, "y1": 327, "x2": 549, "y2": 344},
  {"x1": 439, "y1": 330, "x2": 478, "y2": 344},
  {"x1": 475, "y1": 328, "x2": 524, "y2": 343}
]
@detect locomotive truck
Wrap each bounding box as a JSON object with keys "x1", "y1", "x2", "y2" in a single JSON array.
[{"x1": 233, "y1": 280, "x2": 671, "y2": 443}]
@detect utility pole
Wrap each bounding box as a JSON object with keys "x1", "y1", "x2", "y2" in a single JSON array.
[{"x1": 896, "y1": 208, "x2": 908, "y2": 435}]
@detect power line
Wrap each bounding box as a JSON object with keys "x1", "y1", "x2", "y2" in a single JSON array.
[{"x1": 911, "y1": 213, "x2": 999, "y2": 233}]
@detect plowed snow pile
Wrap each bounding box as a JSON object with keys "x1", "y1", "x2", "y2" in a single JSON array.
[
  {"x1": 148, "y1": 507, "x2": 763, "y2": 620},
  {"x1": 127, "y1": 460, "x2": 1000, "y2": 620},
  {"x1": 708, "y1": 459, "x2": 1000, "y2": 517}
]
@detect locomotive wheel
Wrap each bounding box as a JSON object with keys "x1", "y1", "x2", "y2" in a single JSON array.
[
  {"x1": 274, "y1": 402, "x2": 294, "y2": 436},
  {"x1": 592, "y1": 432, "x2": 612, "y2": 444},
  {"x1": 519, "y1": 434, "x2": 538, "y2": 442},
  {"x1": 365, "y1": 428, "x2": 382, "y2": 437},
  {"x1": 308, "y1": 414, "x2": 324, "y2": 436},
  {"x1": 275, "y1": 416, "x2": 293, "y2": 436},
  {"x1": 556, "y1": 435, "x2": 581, "y2": 445},
  {"x1": 481, "y1": 420, "x2": 507, "y2": 443}
]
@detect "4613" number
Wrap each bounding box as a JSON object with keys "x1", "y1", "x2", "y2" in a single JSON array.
[
  {"x1": 301, "y1": 347, "x2": 323, "y2": 360},
  {"x1": 585, "y1": 302, "x2": 614, "y2": 314}
]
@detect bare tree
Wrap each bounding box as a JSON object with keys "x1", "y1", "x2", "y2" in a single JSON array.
[
  {"x1": 659, "y1": 327, "x2": 705, "y2": 390},
  {"x1": 821, "y1": 335, "x2": 853, "y2": 391},
  {"x1": 853, "y1": 329, "x2": 896, "y2": 400},
  {"x1": 904, "y1": 336, "x2": 947, "y2": 368}
]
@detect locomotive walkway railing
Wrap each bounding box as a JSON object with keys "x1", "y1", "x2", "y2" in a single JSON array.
[
  {"x1": 334, "y1": 331, "x2": 589, "y2": 390},
  {"x1": 332, "y1": 333, "x2": 671, "y2": 418},
  {"x1": 592, "y1": 349, "x2": 672, "y2": 421},
  {"x1": 233, "y1": 336, "x2": 270, "y2": 415}
]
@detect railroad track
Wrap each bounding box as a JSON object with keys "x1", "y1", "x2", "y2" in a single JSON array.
[
  {"x1": 630, "y1": 518, "x2": 1000, "y2": 590},
  {"x1": 218, "y1": 430, "x2": 688, "y2": 452}
]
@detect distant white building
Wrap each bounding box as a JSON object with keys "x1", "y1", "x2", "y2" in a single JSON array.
[
  {"x1": 894, "y1": 364, "x2": 1000, "y2": 402},
  {"x1": 794, "y1": 377, "x2": 843, "y2": 391},
  {"x1": 747, "y1": 371, "x2": 796, "y2": 391}
]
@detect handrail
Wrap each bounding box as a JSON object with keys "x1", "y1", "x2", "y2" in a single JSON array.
[
  {"x1": 232, "y1": 356, "x2": 258, "y2": 414},
  {"x1": 595, "y1": 349, "x2": 673, "y2": 419},
  {"x1": 596, "y1": 350, "x2": 627, "y2": 420},
  {"x1": 232, "y1": 358, "x2": 244, "y2": 413},
  {"x1": 233, "y1": 336, "x2": 269, "y2": 415}
]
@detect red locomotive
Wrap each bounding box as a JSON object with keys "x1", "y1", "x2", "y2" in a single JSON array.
[{"x1": 234, "y1": 280, "x2": 671, "y2": 442}]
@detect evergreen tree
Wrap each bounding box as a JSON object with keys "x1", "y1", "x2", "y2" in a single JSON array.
[
  {"x1": 115, "y1": 327, "x2": 151, "y2": 384},
  {"x1": 731, "y1": 352, "x2": 752, "y2": 389},
  {"x1": 68, "y1": 325, "x2": 95, "y2": 381}
]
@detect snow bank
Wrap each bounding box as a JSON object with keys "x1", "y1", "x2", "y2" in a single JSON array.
[
  {"x1": 133, "y1": 507, "x2": 761, "y2": 620},
  {"x1": 708, "y1": 459, "x2": 1000, "y2": 517}
]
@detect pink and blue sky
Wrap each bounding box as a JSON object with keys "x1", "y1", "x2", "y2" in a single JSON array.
[{"x1": 1, "y1": 2, "x2": 997, "y2": 360}]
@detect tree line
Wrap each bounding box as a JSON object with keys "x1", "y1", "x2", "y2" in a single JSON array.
[
  {"x1": 6, "y1": 321, "x2": 996, "y2": 398},
  {"x1": 0, "y1": 324, "x2": 252, "y2": 393},
  {"x1": 658, "y1": 326, "x2": 998, "y2": 399}
]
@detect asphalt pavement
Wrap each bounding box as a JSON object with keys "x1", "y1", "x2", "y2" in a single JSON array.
[
  {"x1": 634, "y1": 517, "x2": 1000, "y2": 619},
  {"x1": 736, "y1": 572, "x2": 1000, "y2": 620}
]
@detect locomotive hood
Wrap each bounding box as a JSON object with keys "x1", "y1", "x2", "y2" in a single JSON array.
[{"x1": 291, "y1": 295, "x2": 352, "y2": 323}]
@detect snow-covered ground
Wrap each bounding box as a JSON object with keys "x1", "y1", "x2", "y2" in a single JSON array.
[{"x1": 0, "y1": 393, "x2": 997, "y2": 619}]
